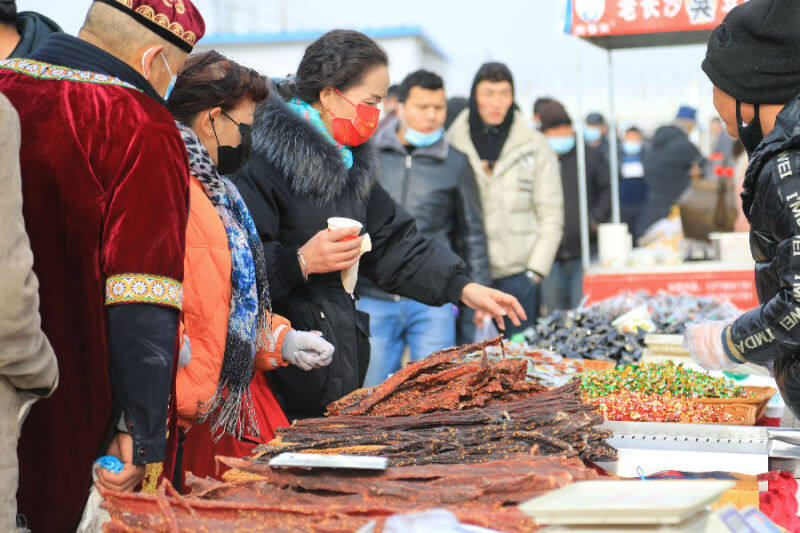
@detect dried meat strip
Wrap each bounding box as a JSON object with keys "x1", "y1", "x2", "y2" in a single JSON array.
[{"x1": 338, "y1": 336, "x2": 504, "y2": 415}]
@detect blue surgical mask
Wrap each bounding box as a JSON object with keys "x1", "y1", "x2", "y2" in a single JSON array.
[
  {"x1": 583, "y1": 126, "x2": 602, "y2": 143},
  {"x1": 160, "y1": 52, "x2": 177, "y2": 101},
  {"x1": 548, "y1": 135, "x2": 575, "y2": 155},
  {"x1": 404, "y1": 126, "x2": 444, "y2": 147},
  {"x1": 622, "y1": 141, "x2": 642, "y2": 155}
]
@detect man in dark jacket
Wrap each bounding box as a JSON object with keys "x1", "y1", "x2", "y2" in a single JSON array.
[
  {"x1": 357, "y1": 70, "x2": 490, "y2": 386},
  {"x1": 619, "y1": 126, "x2": 647, "y2": 241},
  {"x1": 538, "y1": 101, "x2": 610, "y2": 313},
  {"x1": 685, "y1": 0, "x2": 800, "y2": 419},
  {"x1": 0, "y1": 0, "x2": 61, "y2": 59},
  {"x1": 638, "y1": 106, "x2": 702, "y2": 236},
  {"x1": 584, "y1": 111, "x2": 610, "y2": 165}
]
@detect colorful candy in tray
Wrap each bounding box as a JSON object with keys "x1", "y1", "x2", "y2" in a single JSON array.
[
  {"x1": 579, "y1": 361, "x2": 774, "y2": 425},
  {"x1": 580, "y1": 361, "x2": 749, "y2": 399},
  {"x1": 585, "y1": 392, "x2": 742, "y2": 424}
]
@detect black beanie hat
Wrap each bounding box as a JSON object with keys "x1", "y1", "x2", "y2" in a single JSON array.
[
  {"x1": 539, "y1": 101, "x2": 572, "y2": 132},
  {"x1": 702, "y1": 0, "x2": 800, "y2": 105},
  {"x1": 0, "y1": 0, "x2": 15, "y2": 24}
]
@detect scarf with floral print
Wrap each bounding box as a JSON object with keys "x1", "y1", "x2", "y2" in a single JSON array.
[{"x1": 176, "y1": 121, "x2": 274, "y2": 441}]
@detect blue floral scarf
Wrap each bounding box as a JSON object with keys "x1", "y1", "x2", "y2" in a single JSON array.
[
  {"x1": 177, "y1": 121, "x2": 273, "y2": 441},
  {"x1": 286, "y1": 97, "x2": 354, "y2": 169}
]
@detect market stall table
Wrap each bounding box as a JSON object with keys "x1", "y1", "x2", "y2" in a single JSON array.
[
  {"x1": 99, "y1": 336, "x2": 800, "y2": 532},
  {"x1": 583, "y1": 261, "x2": 758, "y2": 310}
]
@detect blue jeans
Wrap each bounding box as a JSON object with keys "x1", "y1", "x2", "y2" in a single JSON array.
[
  {"x1": 540, "y1": 259, "x2": 584, "y2": 315},
  {"x1": 358, "y1": 297, "x2": 456, "y2": 387}
]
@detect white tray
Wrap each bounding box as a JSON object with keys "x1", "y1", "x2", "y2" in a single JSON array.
[
  {"x1": 519, "y1": 480, "x2": 733, "y2": 525},
  {"x1": 268, "y1": 452, "x2": 388, "y2": 470}
]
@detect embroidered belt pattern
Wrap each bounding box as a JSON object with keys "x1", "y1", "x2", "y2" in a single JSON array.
[
  {"x1": 106, "y1": 274, "x2": 183, "y2": 310},
  {"x1": 0, "y1": 59, "x2": 139, "y2": 91}
]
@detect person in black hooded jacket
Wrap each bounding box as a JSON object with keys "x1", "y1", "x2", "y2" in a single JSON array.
[
  {"x1": 0, "y1": 1, "x2": 61, "y2": 59},
  {"x1": 638, "y1": 106, "x2": 702, "y2": 236},
  {"x1": 538, "y1": 100, "x2": 610, "y2": 313},
  {"x1": 232, "y1": 30, "x2": 524, "y2": 420},
  {"x1": 686, "y1": 0, "x2": 800, "y2": 420}
]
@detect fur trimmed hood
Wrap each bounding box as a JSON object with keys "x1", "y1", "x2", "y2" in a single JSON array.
[{"x1": 251, "y1": 92, "x2": 378, "y2": 206}]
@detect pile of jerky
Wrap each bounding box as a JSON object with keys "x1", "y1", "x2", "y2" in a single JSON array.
[{"x1": 526, "y1": 292, "x2": 739, "y2": 364}]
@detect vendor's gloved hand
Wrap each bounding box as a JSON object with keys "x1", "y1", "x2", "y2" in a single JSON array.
[
  {"x1": 281, "y1": 330, "x2": 334, "y2": 371},
  {"x1": 683, "y1": 319, "x2": 737, "y2": 371}
]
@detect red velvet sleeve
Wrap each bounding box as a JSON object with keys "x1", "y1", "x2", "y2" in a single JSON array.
[{"x1": 101, "y1": 120, "x2": 189, "y2": 307}]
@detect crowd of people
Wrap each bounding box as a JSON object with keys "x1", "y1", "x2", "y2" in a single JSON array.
[
  {"x1": 2, "y1": 0, "x2": 797, "y2": 531},
  {"x1": 0, "y1": 1, "x2": 524, "y2": 530}
]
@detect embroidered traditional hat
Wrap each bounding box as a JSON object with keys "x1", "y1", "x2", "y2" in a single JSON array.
[{"x1": 94, "y1": 0, "x2": 205, "y2": 53}]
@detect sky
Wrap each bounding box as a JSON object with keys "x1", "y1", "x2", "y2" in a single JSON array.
[{"x1": 17, "y1": 0, "x2": 715, "y2": 134}]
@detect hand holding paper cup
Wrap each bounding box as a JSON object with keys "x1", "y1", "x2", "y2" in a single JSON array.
[
  {"x1": 297, "y1": 218, "x2": 365, "y2": 275},
  {"x1": 326, "y1": 217, "x2": 371, "y2": 295},
  {"x1": 327, "y1": 217, "x2": 363, "y2": 240}
]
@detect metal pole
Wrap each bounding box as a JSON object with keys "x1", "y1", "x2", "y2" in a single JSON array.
[
  {"x1": 575, "y1": 37, "x2": 591, "y2": 270},
  {"x1": 607, "y1": 50, "x2": 620, "y2": 224}
]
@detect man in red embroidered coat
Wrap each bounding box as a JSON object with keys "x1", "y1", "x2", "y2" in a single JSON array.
[{"x1": 0, "y1": 1, "x2": 204, "y2": 531}]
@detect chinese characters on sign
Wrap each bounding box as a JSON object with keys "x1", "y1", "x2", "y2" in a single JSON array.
[
  {"x1": 584, "y1": 269, "x2": 758, "y2": 310},
  {"x1": 686, "y1": 0, "x2": 715, "y2": 24},
  {"x1": 570, "y1": 0, "x2": 745, "y2": 37}
]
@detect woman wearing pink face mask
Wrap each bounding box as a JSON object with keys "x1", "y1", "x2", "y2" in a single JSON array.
[{"x1": 232, "y1": 30, "x2": 525, "y2": 420}]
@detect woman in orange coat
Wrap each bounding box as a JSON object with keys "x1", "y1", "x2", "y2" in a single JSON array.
[{"x1": 167, "y1": 51, "x2": 335, "y2": 485}]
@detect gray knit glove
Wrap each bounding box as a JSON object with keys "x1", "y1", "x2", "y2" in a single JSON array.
[{"x1": 281, "y1": 330, "x2": 334, "y2": 371}]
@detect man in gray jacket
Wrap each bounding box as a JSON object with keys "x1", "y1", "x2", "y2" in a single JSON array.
[
  {"x1": 358, "y1": 70, "x2": 490, "y2": 386},
  {"x1": 0, "y1": 93, "x2": 58, "y2": 532}
]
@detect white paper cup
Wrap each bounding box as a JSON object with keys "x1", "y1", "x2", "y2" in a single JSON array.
[{"x1": 327, "y1": 217, "x2": 362, "y2": 241}]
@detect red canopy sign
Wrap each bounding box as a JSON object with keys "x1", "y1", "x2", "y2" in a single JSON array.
[{"x1": 567, "y1": 0, "x2": 747, "y2": 38}]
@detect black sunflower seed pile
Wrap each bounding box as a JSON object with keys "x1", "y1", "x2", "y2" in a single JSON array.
[
  {"x1": 525, "y1": 293, "x2": 739, "y2": 365},
  {"x1": 526, "y1": 308, "x2": 647, "y2": 364}
]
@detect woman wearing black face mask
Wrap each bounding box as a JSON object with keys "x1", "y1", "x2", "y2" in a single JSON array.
[
  {"x1": 211, "y1": 109, "x2": 252, "y2": 174},
  {"x1": 166, "y1": 51, "x2": 335, "y2": 486}
]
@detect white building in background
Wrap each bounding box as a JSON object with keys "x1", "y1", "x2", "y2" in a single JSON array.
[{"x1": 196, "y1": 25, "x2": 449, "y2": 86}]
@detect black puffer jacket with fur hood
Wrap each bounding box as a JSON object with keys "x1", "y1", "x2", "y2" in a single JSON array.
[{"x1": 232, "y1": 93, "x2": 470, "y2": 420}]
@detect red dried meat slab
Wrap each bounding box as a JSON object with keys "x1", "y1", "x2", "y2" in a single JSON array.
[
  {"x1": 338, "y1": 336, "x2": 503, "y2": 415},
  {"x1": 123, "y1": 455, "x2": 598, "y2": 533}
]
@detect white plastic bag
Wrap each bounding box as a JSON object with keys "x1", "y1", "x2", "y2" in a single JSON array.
[
  {"x1": 382, "y1": 509, "x2": 503, "y2": 533},
  {"x1": 474, "y1": 316, "x2": 499, "y2": 343},
  {"x1": 76, "y1": 456, "x2": 122, "y2": 533}
]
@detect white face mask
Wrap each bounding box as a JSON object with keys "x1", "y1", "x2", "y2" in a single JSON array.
[
  {"x1": 160, "y1": 52, "x2": 177, "y2": 101},
  {"x1": 141, "y1": 47, "x2": 177, "y2": 100}
]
